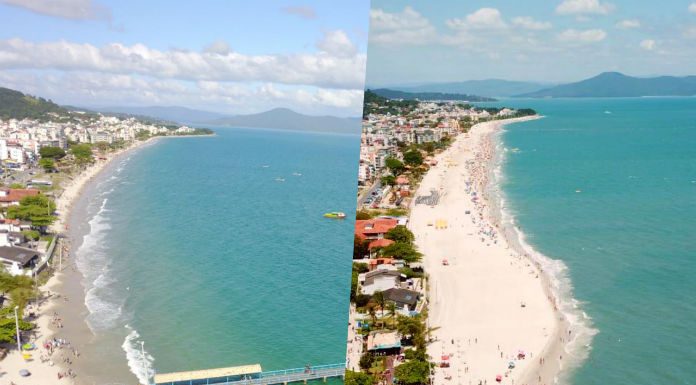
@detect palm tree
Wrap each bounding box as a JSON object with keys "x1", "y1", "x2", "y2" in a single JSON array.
[{"x1": 386, "y1": 302, "x2": 397, "y2": 327}]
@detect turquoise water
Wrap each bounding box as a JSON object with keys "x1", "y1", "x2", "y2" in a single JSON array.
[
  {"x1": 491, "y1": 98, "x2": 696, "y2": 384},
  {"x1": 77, "y1": 128, "x2": 359, "y2": 383}
]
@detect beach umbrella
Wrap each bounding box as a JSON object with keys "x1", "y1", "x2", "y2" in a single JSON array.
[
  {"x1": 508, "y1": 361, "x2": 515, "y2": 369},
  {"x1": 441, "y1": 355, "x2": 449, "y2": 360},
  {"x1": 19, "y1": 369, "x2": 30, "y2": 377},
  {"x1": 495, "y1": 375, "x2": 502, "y2": 382}
]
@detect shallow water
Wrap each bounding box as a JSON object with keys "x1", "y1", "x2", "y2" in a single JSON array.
[
  {"x1": 487, "y1": 98, "x2": 696, "y2": 384},
  {"x1": 73, "y1": 128, "x2": 359, "y2": 383}
]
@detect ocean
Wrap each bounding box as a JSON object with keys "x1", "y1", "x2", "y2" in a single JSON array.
[
  {"x1": 71, "y1": 127, "x2": 359, "y2": 384},
  {"x1": 488, "y1": 98, "x2": 696, "y2": 384}
]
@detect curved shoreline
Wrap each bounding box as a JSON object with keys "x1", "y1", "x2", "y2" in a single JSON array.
[
  {"x1": 488, "y1": 121, "x2": 597, "y2": 384},
  {"x1": 412, "y1": 116, "x2": 592, "y2": 385},
  {"x1": 1, "y1": 136, "x2": 170, "y2": 384}
]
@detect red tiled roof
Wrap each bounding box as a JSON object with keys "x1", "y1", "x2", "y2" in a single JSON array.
[
  {"x1": 368, "y1": 239, "x2": 395, "y2": 250},
  {"x1": 355, "y1": 218, "x2": 398, "y2": 239},
  {"x1": 0, "y1": 189, "x2": 40, "y2": 203}
]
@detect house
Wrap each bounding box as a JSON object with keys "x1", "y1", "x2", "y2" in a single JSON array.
[
  {"x1": 367, "y1": 331, "x2": 401, "y2": 356},
  {"x1": 0, "y1": 246, "x2": 40, "y2": 276},
  {"x1": 0, "y1": 188, "x2": 40, "y2": 207},
  {"x1": 355, "y1": 218, "x2": 398, "y2": 241},
  {"x1": 360, "y1": 269, "x2": 403, "y2": 295},
  {"x1": 383, "y1": 288, "x2": 420, "y2": 311}
]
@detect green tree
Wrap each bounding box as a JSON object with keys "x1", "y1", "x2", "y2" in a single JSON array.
[
  {"x1": 6, "y1": 195, "x2": 57, "y2": 229},
  {"x1": 385, "y1": 226, "x2": 415, "y2": 244},
  {"x1": 394, "y1": 360, "x2": 431, "y2": 385},
  {"x1": 70, "y1": 143, "x2": 93, "y2": 164},
  {"x1": 359, "y1": 354, "x2": 375, "y2": 371},
  {"x1": 38, "y1": 146, "x2": 66, "y2": 159},
  {"x1": 21, "y1": 230, "x2": 40, "y2": 241},
  {"x1": 356, "y1": 210, "x2": 372, "y2": 220},
  {"x1": 396, "y1": 315, "x2": 425, "y2": 340},
  {"x1": 384, "y1": 157, "x2": 405, "y2": 175},
  {"x1": 345, "y1": 370, "x2": 375, "y2": 385},
  {"x1": 403, "y1": 150, "x2": 424, "y2": 167},
  {"x1": 381, "y1": 175, "x2": 396, "y2": 187},
  {"x1": 380, "y1": 242, "x2": 422, "y2": 263},
  {"x1": 353, "y1": 235, "x2": 370, "y2": 259},
  {"x1": 38, "y1": 158, "x2": 55, "y2": 172}
]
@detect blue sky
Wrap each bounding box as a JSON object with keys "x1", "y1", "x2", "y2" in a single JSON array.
[
  {"x1": 0, "y1": 0, "x2": 370, "y2": 116},
  {"x1": 366, "y1": 0, "x2": 696, "y2": 85}
]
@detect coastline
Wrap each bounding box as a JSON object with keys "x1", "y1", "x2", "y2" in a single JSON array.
[
  {"x1": 410, "y1": 116, "x2": 584, "y2": 385},
  {"x1": 1, "y1": 135, "x2": 167, "y2": 384}
]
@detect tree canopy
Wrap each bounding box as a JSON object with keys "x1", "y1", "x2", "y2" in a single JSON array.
[
  {"x1": 70, "y1": 143, "x2": 93, "y2": 163},
  {"x1": 403, "y1": 150, "x2": 424, "y2": 167},
  {"x1": 39, "y1": 158, "x2": 55, "y2": 172},
  {"x1": 345, "y1": 370, "x2": 375, "y2": 385},
  {"x1": 385, "y1": 226, "x2": 415, "y2": 244},
  {"x1": 380, "y1": 242, "x2": 422, "y2": 263},
  {"x1": 6, "y1": 195, "x2": 57, "y2": 228},
  {"x1": 394, "y1": 360, "x2": 431, "y2": 385},
  {"x1": 39, "y1": 146, "x2": 66, "y2": 159},
  {"x1": 385, "y1": 157, "x2": 405, "y2": 176}
]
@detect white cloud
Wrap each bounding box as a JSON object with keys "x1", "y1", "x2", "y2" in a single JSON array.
[
  {"x1": 316, "y1": 30, "x2": 357, "y2": 58},
  {"x1": 0, "y1": 34, "x2": 366, "y2": 90},
  {"x1": 281, "y1": 5, "x2": 316, "y2": 20},
  {"x1": 556, "y1": 0, "x2": 614, "y2": 16},
  {"x1": 0, "y1": 71, "x2": 364, "y2": 116},
  {"x1": 640, "y1": 39, "x2": 656, "y2": 50},
  {"x1": 0, "y1": 0, "x2": 110, "y2": 20},
  {"x1": 557, "y1": 28, "x2": 607, "y2": 43},
  {"x1": 512, "y1": 16, "x2": 552, "y2": 30},
  {"x1": 369, "y1": 6, "x2": 437, "y2": 45},
  {"x1": 616, "y1": 19, "x2": 641, "y2": 29},
  {"x1": 446, "y1": 8, "x2": 507, "y2": 30}
]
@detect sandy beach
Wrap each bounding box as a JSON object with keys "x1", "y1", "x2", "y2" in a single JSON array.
[
  {"x1": 411, "y1": 117, "x2": 572, "y2": 385},
  {"x1": 1, "y1": 137, "x2": 161, "y2": 385}
]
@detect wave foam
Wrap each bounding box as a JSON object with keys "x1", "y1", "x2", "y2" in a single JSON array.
[
  {"x1": 491, "y1": 130, "x2": 598, "y2": 380},
  {"x1": 122, "y1": 325, "x2": 155, "y2": 385}
]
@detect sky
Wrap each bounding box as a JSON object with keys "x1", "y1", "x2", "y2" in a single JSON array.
[
  {"x1": 0, "y1": 0, "x2": 370, "y2": 116},
  {"x1": 366, "y1": 0, "x2": 696, "y2": 86}
]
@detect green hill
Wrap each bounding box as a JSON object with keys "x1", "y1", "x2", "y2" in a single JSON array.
[
  {"x1": 372, "y1": 88, "x2": 495, "y2": 102},
  {"x1": 0, "y1": 87, "x2": 68, "y2": 120},
  {"x1": 518, "y1": 72, "x2": 696, "y2": 98}
]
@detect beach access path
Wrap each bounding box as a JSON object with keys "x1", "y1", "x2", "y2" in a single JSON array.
[{"x1": 410, "y1": 117, "x2": 563, "y2": 385}]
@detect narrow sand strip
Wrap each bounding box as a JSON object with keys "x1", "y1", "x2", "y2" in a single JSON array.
[
  {"x1": 411, "y1": 118, "x2": 567, "y2": 385},
  {"x1": 1, "y1": 137, "x2": 160, "y2": 385}
]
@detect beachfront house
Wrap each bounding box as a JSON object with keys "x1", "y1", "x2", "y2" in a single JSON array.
[
  {"x1": 355, "y1": 218, "x2": 398, "y2": 241},
  {"x1": 382, "y1": 288, "x2": 420, "y2": 313},
  {"x1": 0, "y1": 245, "x2": 40, "y2": 276},
  {"x1": 359, "y1": 269, "x2": 404, "y2": 295},
  {"x1": 0, "y1": 188, "x2": 40, "y2": 207},
  {"x1": 367, "y1": 331, "x2": 402, "y2": 356}
]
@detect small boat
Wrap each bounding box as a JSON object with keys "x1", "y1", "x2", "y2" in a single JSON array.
[
  {"x1": 275, "y1": 177, "x2": 285, "y2": 182},
  {"x1": 323, "y1": 212, "x2": 346, "y2": 219}
]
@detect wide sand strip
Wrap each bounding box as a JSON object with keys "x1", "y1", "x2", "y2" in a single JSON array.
[{"x1": 411, "y1": 117, "x2": 567, "y2": 385}]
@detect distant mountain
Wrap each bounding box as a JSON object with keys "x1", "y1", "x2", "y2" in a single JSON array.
[
  {"x1": 87, "y1": 106, "x2": 226, "y2": 124},
  {"x1": 0, "y1": 87, "x2": 68, "y2": 120},
  {"x1": 518, "y1": 72, "x2": 696, "y2": 98},
  {"x1": 394, "y1": 79, "x2": 550, "y2": 98},
  {"x1": 371, "y1": 88, "x2": 495, "y2": 102},
  {"x1": 208, "y1": 108, "x2": 360, "y2": 134}
]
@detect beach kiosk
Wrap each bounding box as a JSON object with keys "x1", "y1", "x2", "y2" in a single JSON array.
[{"x1": 154, "y1": 363, "x2": 262, "y2": 385}]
